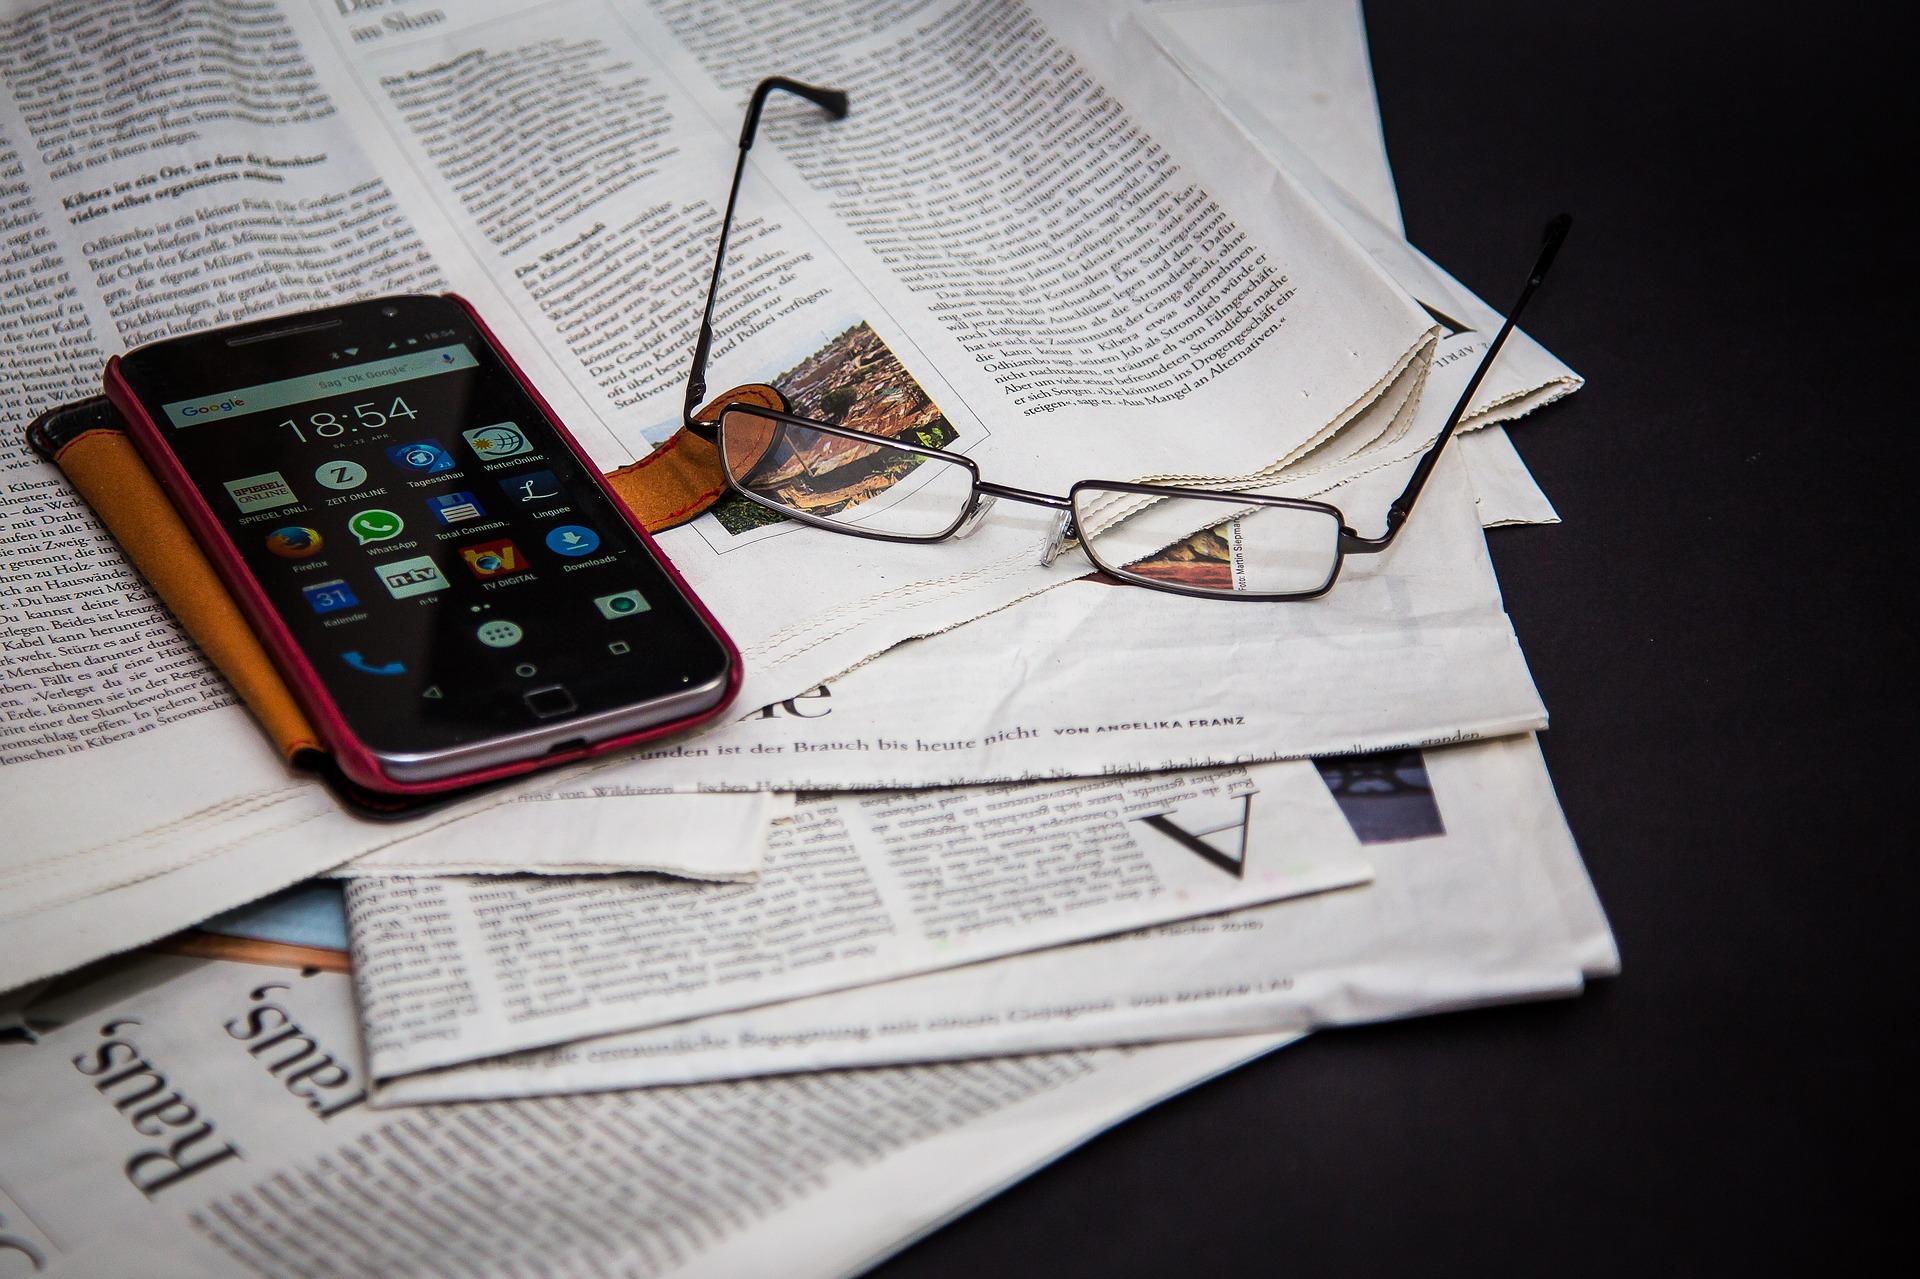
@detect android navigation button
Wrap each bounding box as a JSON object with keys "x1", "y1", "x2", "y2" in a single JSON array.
[
  {"x1": 514, "y1": 662, "x2": 539, "y2": 679},
  {"x1": 421, "y1": 685, "x2": 443, "y2": 699},
  {"x1": 523, "y1": 685, "x2": 576, "y2": 718},
  {"x1": 476, "y1": 619, "x2": 523, "y2": 648}
]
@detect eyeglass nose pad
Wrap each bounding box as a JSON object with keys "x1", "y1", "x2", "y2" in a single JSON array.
[
  {"x1": 1040, "y1": 508, "x2": 1078, "y2": 566},
  {"x1": 953, "y1": 494, "x2": 997, "y2": 540}
]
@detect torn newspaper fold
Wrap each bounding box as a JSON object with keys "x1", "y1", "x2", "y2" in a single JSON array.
[
  {"x1": 368, "y1": 734, "x2": 1616, "y2": 1101},
  {"x1": 347, "y1": 764, "x2": 1368, "y2": 1079},
  {"x1": 0, "y1": 955, "x2": 1296, "y2": 1278}
]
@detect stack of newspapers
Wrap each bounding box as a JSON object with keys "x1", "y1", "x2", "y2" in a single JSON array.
[{"x1": 0, "y1": 2, "x2": 1615, "y2": 1274}]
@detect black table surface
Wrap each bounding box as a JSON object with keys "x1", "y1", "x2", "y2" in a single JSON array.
[{"x1": 879, "y1": 3, "x2": 1908, "y2": 1273}]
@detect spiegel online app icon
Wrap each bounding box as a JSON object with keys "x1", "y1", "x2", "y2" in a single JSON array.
[
  {"x1": 462, "y1": 422, "x2": 533, "y2": 461},
  {"x1": 224, "y1": 471, "x2": 298, "y2": 514},
  {"x1": 498, "y1": 469, "x2": 562, "y2": 506},
  {"x1": 427, "y1": 491, "x2": 486, "y2": 525},
  {"x1": 301, "y1": 578, "x2": 358, "y2": 614},
  {"x1": 376, "y1": 555, "x2": 450, "y2": 599},
  {"x1": 386, "y1": 440, "x2": 455, "y2": 474},
  {"x1": 459, "y1": 538, "x2": 525, "y2": 579},
  {"x1": 545, "y1": 524, "x2": 600, "y2": 557}
]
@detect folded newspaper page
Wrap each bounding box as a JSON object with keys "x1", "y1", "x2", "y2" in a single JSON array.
[
  {"x1": 608, "y1": 450, "x2": 1545, "y2": 791},
  {"x1": 0, "y1": 0, "x2": 1452, "y2": 983},
  {"x1": 0, "y1": 0, "x2": 1444, "y2": 961},
  {"x1": 0, "y1": 954, "x2": 1295, "y2": 1278},
  {"x1": 347, "y1": 764, "x2": 1368, "y2": 1078},
  {"x1": 375, "y1": 734, "x2": 1617, "y2": 1099},
  {"x1": 331, "y1": 788, "x2": 791, "y2": 879},
  {"x1": 1141, "y1": 0, "x2": 1572, "y2": 526}
]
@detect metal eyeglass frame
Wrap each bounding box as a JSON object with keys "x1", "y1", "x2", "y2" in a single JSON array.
[{"x1": 682, "y1": 76, "x2": 1572, "y2": 601}]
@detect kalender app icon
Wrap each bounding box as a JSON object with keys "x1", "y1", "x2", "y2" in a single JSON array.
[
  {"x1": 427, "y1": 491, "x2": 486, "y2": 525},
  {"x1": 461, "y1": 422, "x2": 533, "y2": 461},
  {"x1": 386, "y1": 440, "x2": 455, "y2": 474},
  {"x1": 301, "y1": 579, "x2": 359, "y2": 615},
  {"x1": 459, "y1": 538, "x2": 526, "y2": 580},
  {"x1": 265, "y1": 526, "x2": 324, "y2": 559}
]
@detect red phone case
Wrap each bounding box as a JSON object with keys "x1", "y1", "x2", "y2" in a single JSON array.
[{"x1": 103, "y1": 293, "x2": 741, "y2": 797}]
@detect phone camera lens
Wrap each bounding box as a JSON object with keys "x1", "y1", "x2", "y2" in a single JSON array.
[{"x1": 380, "y1": 305, "x2": 399, "y2": 317}]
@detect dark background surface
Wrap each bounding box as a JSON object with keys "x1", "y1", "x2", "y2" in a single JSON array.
[{"x1": 881, "y1": 2, "x2": 1909, "y2": 1274}]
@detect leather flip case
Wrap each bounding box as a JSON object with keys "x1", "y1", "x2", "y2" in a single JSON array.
[{"x1": 26, "y1": 382, "x2": 786, "y2": 816}]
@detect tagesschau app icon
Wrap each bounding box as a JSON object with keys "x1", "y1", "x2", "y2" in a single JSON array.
[
  {"x1": 545, "y1": 524, "x2": 600, "y2": 557},
  {"x1": 386, "y1": 440, "x2": 455, "y2": 474}
]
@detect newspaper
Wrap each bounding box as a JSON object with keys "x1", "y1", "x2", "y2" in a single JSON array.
[
  {"x1": 0, "y1": 0, "x2": 1447, "y2": 969},
  {"x1": 556, "y1": 447, "x2": 1548, "y2": 791},
  {"x1": 346, "y1": 764, "x2": 1368, "y2": 1079},
  {"x1": 0, "y1": 954, "x2": 1295, "y2": 1278},
  {"x1": 1136, "y1": 0, "x2": 1561, "y2": 528},
  {"x1": 331, "y1": 787, "x2": 791, "y2": 879},
  {"x1": 371, "y1": 734, "x2": 1615, "y2": 1100}
]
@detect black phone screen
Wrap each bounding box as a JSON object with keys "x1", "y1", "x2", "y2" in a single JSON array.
[{"x1": 114, "y1": 295, "x2": 730, "y2": 774}]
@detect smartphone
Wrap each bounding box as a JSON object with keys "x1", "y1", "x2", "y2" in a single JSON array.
[{"x1": 104, "y1": 294, "x2": 738, "y2": 795}]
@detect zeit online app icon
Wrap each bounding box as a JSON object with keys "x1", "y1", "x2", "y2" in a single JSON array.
[
  {"x1": 386, "y1": 440, "x2": 455, "y2": 474},
  {"x1": 428, "y1": 491, "x2": 486, "y2": 525},
  {"x1": 459, "y1": 539, "x2": 525, "y2": 579},
  {"x1": 313, "y1": 459, "x2": 368, "y2": 491}
]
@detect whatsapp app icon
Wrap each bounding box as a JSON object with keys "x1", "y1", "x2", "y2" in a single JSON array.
[{"x1": 348, "y1": 508, "x2": 404, "y2": 545}]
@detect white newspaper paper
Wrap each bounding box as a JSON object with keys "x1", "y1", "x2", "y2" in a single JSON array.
[
  {"x1": 1, "y1": 0, "x2": 1441, "y2": 977},
  {"x1": 332, "y1": 787, "x2": 790, "y2": 880},
  {"x1": 348, "y1": 764, "x2": 1368, "y2": 1079},
  {"x1": 589, "y1": 449, "x2": 1549, "y2": 790},
  {"x1": 0, "y1": 955, "x2": 1295, "y2": 1278},
  {"x1": 376, "y1": 734, "x2": 1618, "y2": 1100}
]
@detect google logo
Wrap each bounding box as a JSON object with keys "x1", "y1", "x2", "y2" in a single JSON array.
[{"x1": 180, "y1": 397, "x2": 247, "y2": 417}]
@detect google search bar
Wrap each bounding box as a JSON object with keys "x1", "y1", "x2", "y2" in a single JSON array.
[{"x1": 164, "y1": 344, "x2": 479, "y2": 428}]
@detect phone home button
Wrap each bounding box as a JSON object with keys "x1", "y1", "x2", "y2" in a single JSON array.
[{"x1": 523, "y1": 685, "x2": 576, "y2": 718}]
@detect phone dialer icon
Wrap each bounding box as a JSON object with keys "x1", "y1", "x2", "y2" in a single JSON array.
[{"x1": 341, "y1": 651, "x2": 406, "y2": 676}]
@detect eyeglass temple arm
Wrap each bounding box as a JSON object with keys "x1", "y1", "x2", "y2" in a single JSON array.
[
  {"x1": 1342, "y1": 213, "x2": 1572, "y2": 553},
  {"x1": 684, "y1": 77, "x2": 850, "y2": 433}
]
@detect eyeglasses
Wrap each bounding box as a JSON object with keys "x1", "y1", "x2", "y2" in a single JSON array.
[{"x1": 683, "y1": 77, "x2": 1571, "y2": 601}]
